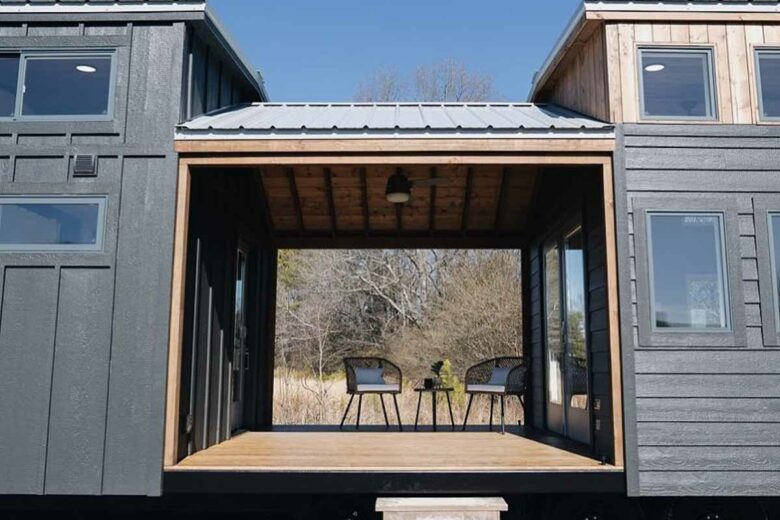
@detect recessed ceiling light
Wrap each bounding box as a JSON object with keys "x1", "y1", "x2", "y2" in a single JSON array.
[
  {"x1": 644, "y1": 63, "x2": 665, "y2": 72},
  {"x1": 76, "y1": 65, "x2": 97, "y2": 73}
]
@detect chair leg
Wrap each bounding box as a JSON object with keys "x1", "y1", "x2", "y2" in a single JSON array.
[
  {"x1": 517, "y1": 395, "x2": 525, "y2": 427},
  {"x1": 500, "y1": 395, "x2": 506, "y2": 435},
  {"x1": 356, "y1": 394, "x2": 363, "y2": 430},
  {"x1": 392, "y1": 394, "x2": 403, "y2": 431},
  {"x1": 380, "y1": 394, "x2": 389, "y2": 429},
  {"x1": 489, "y1": 395, "x2": 495, "y2": 431},
  {"x1": 340, "y1": 394, "x2": 355, "y2": 431},
  {"x1": 462, "y1": 394, "x2": 474, "y2": 431}
]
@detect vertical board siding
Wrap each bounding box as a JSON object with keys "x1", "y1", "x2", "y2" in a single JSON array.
[
  {"x1": 45, "y1": 268, "x2": 114, "y2": 495},
  {"x1": 102, "y1": 156, "x2": 177, "y2": 496},
  {"x1": 0, "y1": 20, "x2": 187, "y2": 497},
  {"x1": 539, "y1": 26, "x2": 610, "y2": 122},
  {"x1": 617, "y1": 123, "x2": 780, "y2": 496},
  {"x1": 605, "y1": 21, "x2": 780, "y2": 124},
  {"x1": 0, "y1": 268, "x2": 59, "y2": 494}
]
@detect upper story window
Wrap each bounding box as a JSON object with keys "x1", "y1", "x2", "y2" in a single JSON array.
[
  {"x1": 0, "y1": 50, "x2": 115, "y2": 120},
  {"x1": 647, "y1": 212, "x2": 730, "y2": 331},
  {"x1": 755, "y1": 49, "x2": 780, "y2": 120},
  {"x1": 0, "y1": 197, "x2": 106, "y2": 251},
  {"x1": 638, "y1": 48, "x2": 717, "y2": 121}
]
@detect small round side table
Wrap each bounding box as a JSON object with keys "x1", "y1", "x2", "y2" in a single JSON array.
[{"x1": 413, "y1": 386, "x2": 455, "y2": 431}]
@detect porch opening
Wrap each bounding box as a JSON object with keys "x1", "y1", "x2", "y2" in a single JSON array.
[{"x1": 164, "y1": 158, "x2": 623, "y2": 486}]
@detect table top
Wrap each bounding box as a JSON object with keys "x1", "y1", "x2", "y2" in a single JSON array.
[{"x1": 414, "y1": 386, "x2": 454, "y2": 392}]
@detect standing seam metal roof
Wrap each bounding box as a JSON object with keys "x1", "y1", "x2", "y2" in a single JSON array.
[{"x1": 177, "y1": 103, "x2": 613, "y2": 136}]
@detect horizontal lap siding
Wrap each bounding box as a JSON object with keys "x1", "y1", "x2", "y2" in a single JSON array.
[
  {"x1": 618, "y1": 124, "x2": 780, "y2": 497},
  {"x1": 0, "y1": 21, "x2": 185, "y2": 497}
]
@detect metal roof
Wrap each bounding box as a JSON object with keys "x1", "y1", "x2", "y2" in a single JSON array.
[
  {"x1": 0, "y1": 0, "x2": 267, "y2": 101},
  {"x1": 176, "y1": 103, "x2": 613, "y2": 139}
]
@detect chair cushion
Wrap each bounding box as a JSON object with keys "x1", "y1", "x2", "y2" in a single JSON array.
[
  {"x1": 357, "y1": 383, "x2": 400, "y2": 393},
  {"x1": 487, "y1": 367, "x2": 511, "y2": 386},
  {"x1": 468, "y1": 384, "x2": 506, "y2": 394},
  {"x1": 354, "y1": 367, "x2": 385, "y2": 385}
]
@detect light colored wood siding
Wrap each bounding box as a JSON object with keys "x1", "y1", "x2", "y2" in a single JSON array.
[
  {"x1": 537, "y1": 27, "x2": 610, "y2": 122},
  {"x1": 607, "y1": 21, "x2": 780, "y2": 124}
]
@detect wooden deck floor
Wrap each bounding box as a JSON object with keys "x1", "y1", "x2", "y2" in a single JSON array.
[{"x1": 170, "y1": 430, "x2": 620, "y2": 473}]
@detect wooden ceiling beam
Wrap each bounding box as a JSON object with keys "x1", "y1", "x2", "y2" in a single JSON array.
[
  {"x1": 461, "y1": 167, "x2": 474, "y2": 235},
  {"x1": 428, "y1": 167, "x2": 437, "y2": 236},
  {"x1": 360, "y1": 167, "x2": 370, "y2": 236},
  {"x1": 324, "y1": 167, "x2": 337, "y2": 237},
  {"x1": 285, "y1": 167, "x2": 304, "y2": 235},
  {"x1": 271, "y1": 233, "x2": 525, "y2": 250},
  {"x1": 494, "y1": 167, "x2": 510, "y2": 236}
]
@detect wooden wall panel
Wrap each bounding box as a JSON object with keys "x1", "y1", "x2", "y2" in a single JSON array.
[
  {"x1": 540, "y1": 26, "x2": 610, "y2": 122},
  {"x1": 604, "y1": 21, "x2": 780, "y2": 124}
]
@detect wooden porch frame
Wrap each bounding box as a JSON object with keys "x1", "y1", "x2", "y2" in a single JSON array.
[{"x1": 163, "y1": 148, "x2": 624, "y2": 470}]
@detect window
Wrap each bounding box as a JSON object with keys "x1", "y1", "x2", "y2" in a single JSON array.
[
  {"x1": 638, "y1": 48, "x2": 717, "y2": 120},
  {"x1": 768, "y1": 214, "x2": 780, "y2": 326},
  {"x1": 647, "y1": 213, "x2": 729, "y2": 331},
  {"x1": 0, "y1": 197, "x2": 106, "y2": 251},
  {"x1": 0, "y1": 51, "x2": 115, "y2": 120},
  {"x1": 756, "y1": 50, "x2": 780, "y2": 120}
]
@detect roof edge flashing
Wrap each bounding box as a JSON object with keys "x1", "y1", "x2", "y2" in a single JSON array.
[
  {"x1": 585, "y1": 1, "x2": 780, "y2": 13},
  {"x1": 0, "y1": 1, "x2": 208, "y2": 14},
  {"x1": 173, "y1": 129, "x2": 616, "y2": 141}
]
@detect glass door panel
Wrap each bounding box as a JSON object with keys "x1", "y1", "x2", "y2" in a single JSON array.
[
  {"x1": 229, "y1": 244, "x2": 249, "y2": 434},
  {"x1": 544, "y1": 243, "x2": 565, "y2": 435},
  {"x1": 563, "y1": 228, "x2": 591, "y2": 445}
]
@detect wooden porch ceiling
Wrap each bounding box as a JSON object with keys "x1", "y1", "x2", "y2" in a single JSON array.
[{"x1": 250, "y1": 164, "x2": 538, "y2": 248}]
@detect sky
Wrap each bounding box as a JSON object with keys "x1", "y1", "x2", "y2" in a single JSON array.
[{"x1": 208, "y1": 0, "x2": 583, "y2": 102}]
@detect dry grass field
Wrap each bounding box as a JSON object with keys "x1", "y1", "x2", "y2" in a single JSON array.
[{"x1": 273, "y1": 370, "x2": 524, "y2": 428}]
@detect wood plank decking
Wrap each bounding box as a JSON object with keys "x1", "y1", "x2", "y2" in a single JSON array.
[{"x1": 169, "y1": 431, "x2": 620, "y2": 473}]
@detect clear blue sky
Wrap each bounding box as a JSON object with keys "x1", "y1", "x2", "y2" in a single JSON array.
[{"x1": 209, "y1": 0, "x2": 582, "y2": 102}]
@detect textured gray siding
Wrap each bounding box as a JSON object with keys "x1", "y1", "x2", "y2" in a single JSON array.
[
  {"x1": 616, "y1": 124, "x2": 780, "y2": 497},
  {"x1": 0, "y1": 20, "x2": 185, "y2": 497}
]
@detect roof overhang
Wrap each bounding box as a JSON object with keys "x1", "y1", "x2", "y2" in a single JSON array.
[
  {"x1": 529, "y1": 1, "x2": 780, "y2": 101},
  {"x1": 174, "y1": 136, "x2": 615, "y2": 155},
  {"x1": 0, "y1": 1, "x2": 267, "y2": 101}
]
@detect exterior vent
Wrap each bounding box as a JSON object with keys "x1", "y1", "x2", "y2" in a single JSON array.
[{"x1": 73, "y1": 155, "x2": 97, "y2": 177}]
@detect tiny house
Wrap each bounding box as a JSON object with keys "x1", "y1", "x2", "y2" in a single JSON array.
[{"x1": 0, "y1": 1, "x2": 778, "y2": 518}]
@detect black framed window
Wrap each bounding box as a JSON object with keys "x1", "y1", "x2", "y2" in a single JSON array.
[
  {"x1": 755, "y1": 49, "x2": 780, "y2": 120},
  {"x1": 0, "y1": 50, "x2": 115, "y2": 120},
  {"x1": 638, "y1": 48, "x2": 717, "y2": 120}
]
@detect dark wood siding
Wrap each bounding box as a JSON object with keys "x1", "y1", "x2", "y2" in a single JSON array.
[
  {"x1": 616, "y1": 123, "x2": 780, "y2": 497},
  {"x1": 0, "y1": 20, "x2": 185, "y2": 497},
  {"x1": 526, "y1": 168, "x2": 616, "y2": 464}
]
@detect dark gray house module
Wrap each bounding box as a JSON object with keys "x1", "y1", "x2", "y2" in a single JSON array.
[
  {"x1": 0, "y1": 0, "x2": 266, "y2": 497},
  {"x1": 530, "y1": 0, "x2": 780, "y2": 499},
  {"x1": 0, "y1": 0, "x2": 778, "y2": 518}
]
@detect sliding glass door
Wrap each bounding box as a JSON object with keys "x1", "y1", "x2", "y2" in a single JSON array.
[{"x1": 543, "y1": 226, "x2": 592, "y2": 445}]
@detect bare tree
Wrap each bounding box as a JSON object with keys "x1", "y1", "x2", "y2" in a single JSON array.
[
  {"x1": 414, "y1": 59, "x2": 496, "y2": 102},
  {"x1": 354, "y1": 67, "x2": 408, "y2": 102},
  {"x1": 353, "y1": 59, "x2": 497, "y2": 102}
]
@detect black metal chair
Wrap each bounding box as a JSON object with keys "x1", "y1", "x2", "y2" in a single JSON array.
[
  {"x1": 462, "y1": 356, "x2": 526, "y2": 434},
  {"x1": 340, "y1": 357, "x2": 403, "y2": 430}
]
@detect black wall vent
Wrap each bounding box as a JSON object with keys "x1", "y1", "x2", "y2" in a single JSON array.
[{"x1": 73, "y1": 155, "x2": 97, "y2": 177}]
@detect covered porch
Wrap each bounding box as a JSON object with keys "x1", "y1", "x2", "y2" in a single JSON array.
[{"x1": 163, "y1": 103, "x2": 624, "y2": 493}]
